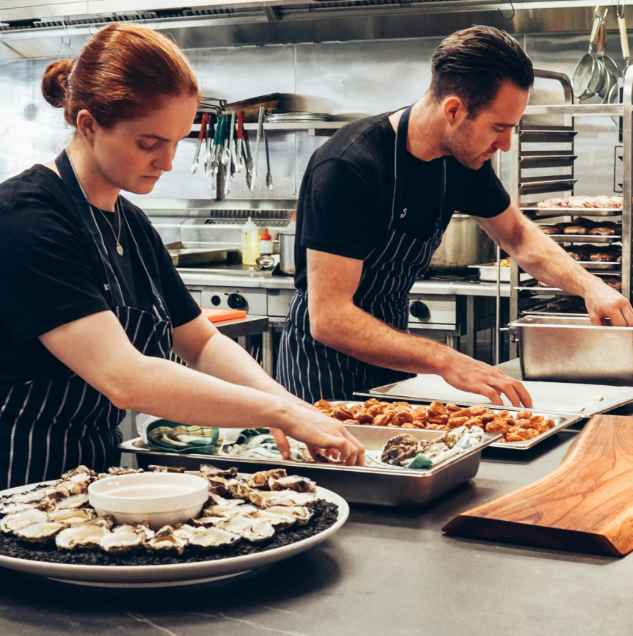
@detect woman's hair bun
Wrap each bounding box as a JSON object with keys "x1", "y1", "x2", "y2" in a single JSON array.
[{"x1": 41, "y1": 59, "x2": 73, "y2": 108}]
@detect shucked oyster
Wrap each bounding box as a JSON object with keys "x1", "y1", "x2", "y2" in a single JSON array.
[
  {"x1": 99, "y1": 530, "x2": 143, "y2": 554},
  {"x1": 62, "y1": 465, "x2": 95, "y2": 480},
  {"x1": 269, "y1": 476, "x2": 317, "y2": 494},
  {"x1": 188, "y1": 527, "x2": 240, "y2": 550},
  {"x1": 15, "y1": 521, "x2": 65, "y2": 544},
  {"x1": 199, "y1": 464, "x2": 238, "y2": 480},
  {"x1": 49, "y1": 508, "x2": 97, "y2": 526},
  {"x1": 202, "y1": 504, "x2": 258, "y2": 519},
  {"x1": 0, "y1": 508, "x2": 48, "y2": 533},
  {"x1": 247, "y1": 468, "x2": 287, "y2": 489},
  {"x1": 226, "y1": 479, "x2": 253, "y2": 500},
  {"x1": 380, "y1": 434, "x2": 420, "y2": 466},
  {"x1": 148, "y1": 465, "x2": 186, "y2": 473},
  {"x1": 253, "y1": 505, "x2": 313, "y2": 527},
  {"x1": 56, "y1": 523, "x2": 110, "y2": 551},
  {"x1": 54, "y1": 493, "x2": 90, "y2": 510},
  {"x1": 217, "y1": 516, "x2": 275, "y2": 542},
  {"x1": 146, "y1": 526, "x2": 188, "y2": 556},
  {"x1": 113, "y1": 523, "x2": 155, "y2": 541},
  {"x1": 248, "y1": 489, "x2": 318, "y2": 509}
]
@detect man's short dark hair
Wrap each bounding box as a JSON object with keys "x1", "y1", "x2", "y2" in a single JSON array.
[{"x1": 430, "y1": 26, "x2": 534, "y2": 118}]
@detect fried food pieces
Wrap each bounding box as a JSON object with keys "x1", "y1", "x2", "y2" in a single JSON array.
[{"x1": 314, "y1": 399, "x2": 556, "y2": 444}]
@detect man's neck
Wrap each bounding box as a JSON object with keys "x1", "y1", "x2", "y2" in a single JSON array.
[
  {"x1": 389, "y1": 96, "x2": 448, "y2": 162},
  {"x1": 66, "y1": 139, "x2": 120, "y2": 211}
]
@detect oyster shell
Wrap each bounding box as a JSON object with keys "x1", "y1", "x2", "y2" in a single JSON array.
[
  {"x1": 7, "y1": 488, "x2": 49, "y2": 505},
  {"x1": 99, "y1": 530, "x2": 143, "y2": 554},
  {"x1": 251, "y1": 510, "x2": 297, "y2": 529},
  {"x1": 148, "y1": 465, "x2": 186, "y2": 473},
  {"x1": 199, "y1": 464, "x2": 238, "y2": 479},
  {"x1": 216, "y1": 516, "x2": 275, "y2": 542},
  {"x1": 106, "y1": 467, "x2": 144, "y2": 476},
  {"x1": 62, "y1": 465, "x2": 95, "y2": 480},
  {"x1": 188, "y1": 527, "x2": 240, "y2": 550},
  {"x1": 226, "y1": 479, "x2": 253, "y2": 500},
  {"x1": 0, "y1": 500, "x2": 54, "y2": 515},
  {"x1": 202, "y1": 504, "x2": 258, "y2": 519},
  {"x1": 48, "y1": 507, "x2": 97, "y2": 526},
  {"x1": 55, "y1": 493, "x2": 90, "y2": 510},
  {"x1": 247, "y1": 468, "x2": 287, "y2": 489},
  {"x1": 248, "y1": 490, "x2": 318, "y2": 509},
  {"x1": 56, "y1": 523, "x2": 110, "y2": 551},
  {"x1": 146, "y1": 526, "x2": 188, "y2": 555},
  {"x1": 208, "y1": 494, "x2": 245, "y2": 507},
  {"x1": 269, "y1": 476, "x2": 317, "y2": 494},
  {"x1": 254, "y1": 505, "x2": 313, "y2": 526},
  {"x1": 15, "y1": 521, "x2": 65, "y2": 544},
  {"x1": 172, "y1": 524, "x2": 198, "y2": 541},
  {"x1": 113, "y1": 523, "x2": 155, "y2": 541},
  {"x1": 380, "y1": 433, "x2": 420, "y2": 466},
  {"x1": 0, "y1": 508, "x2": 48, "y2": 533},
  {"x1": 205, "y1": 477, "x2": 232, "y2": 498}
]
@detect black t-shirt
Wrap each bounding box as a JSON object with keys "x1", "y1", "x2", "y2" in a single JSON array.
[
  {"x1": 0, "y1": 164, "x2": 201, "y2": 388},
  {"x1": 294, "y1": 112, "x2": 511, "y2": 289}
]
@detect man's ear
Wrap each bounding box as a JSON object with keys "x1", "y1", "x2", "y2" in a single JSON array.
[{"x1": 442, "y1": 96, "x2": 468, "y2": 128}]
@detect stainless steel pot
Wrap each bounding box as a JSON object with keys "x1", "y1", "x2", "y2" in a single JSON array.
[
  {"x1": 279, "y1": 232, "x2": 296, "y2": 275},
  {"x1": 429, "y1": 214, "x2": 495, "y2": 272}
]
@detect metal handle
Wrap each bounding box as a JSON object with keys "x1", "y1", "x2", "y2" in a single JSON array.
[
  {"x1": 590, "y1": 12, "x2": 604, "y2": 46},
  {"x1": 533, "y1": 69, "x2": 574, "y2": 105}
]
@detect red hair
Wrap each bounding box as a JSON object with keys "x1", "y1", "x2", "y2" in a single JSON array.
[{"x1": 42, "y1": 24, "x2": 199, "y2": 128}]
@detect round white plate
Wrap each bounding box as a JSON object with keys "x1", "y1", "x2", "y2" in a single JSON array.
[{"x1": 0, "y1": 482, "x2": 349, "y2": 588}]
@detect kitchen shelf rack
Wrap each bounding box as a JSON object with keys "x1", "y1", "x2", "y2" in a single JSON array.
[
  {"x1": 189, "y1": 120, "x2": 348, "y2": 136},
  {"x1": 506, "y1": 67, "x2": 633, "y2": 357}
]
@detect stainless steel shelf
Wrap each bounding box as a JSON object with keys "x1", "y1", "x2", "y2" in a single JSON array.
[
  {"x1": 543, "y1": 234, "x2": 622, "y2": 243},
  {"x1": 523, "y1": 206, "x2": 622, "y2": 217}
]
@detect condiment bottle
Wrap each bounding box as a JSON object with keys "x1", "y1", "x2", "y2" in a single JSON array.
[
  {"x1": 259, "y1": 228, "x2": 273, "y2": 255},
  {"x1": 241, "y1": 217, "x2": 259, "y2": 266}
]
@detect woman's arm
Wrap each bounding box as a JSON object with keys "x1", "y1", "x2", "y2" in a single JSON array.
[
  {"x1": 39, "y1": 311, "x2": 365, "y2": 465},
  {"x1": 171, "y1": 314, "x2": 311, "y2": 408}
]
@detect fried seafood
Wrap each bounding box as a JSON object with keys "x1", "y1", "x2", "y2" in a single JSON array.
[{"x1": 315, "y1": 398, "x2": 556, "y2": 444}]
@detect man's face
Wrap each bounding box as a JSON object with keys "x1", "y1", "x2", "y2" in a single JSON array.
[{"x1": 441, "y1": 80, "x2": 529, "y2": 170}]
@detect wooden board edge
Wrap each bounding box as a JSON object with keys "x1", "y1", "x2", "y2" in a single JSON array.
[{"x1": 442, "y1": 515, "x2": 624, "y2": 558}]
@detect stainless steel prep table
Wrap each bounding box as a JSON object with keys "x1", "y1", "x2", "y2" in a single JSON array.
[{"x1": 2, "y1": 433, "x2": 632, "y2": 636}]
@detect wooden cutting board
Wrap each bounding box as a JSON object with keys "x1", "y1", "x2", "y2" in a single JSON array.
[{"x1": 443, "y1": 415, "x2": 633, "y2": 557}]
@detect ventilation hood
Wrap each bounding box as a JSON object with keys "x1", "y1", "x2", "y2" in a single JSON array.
[{"x1": 0, "y1": 0, "x2": 621, "y2": 59}]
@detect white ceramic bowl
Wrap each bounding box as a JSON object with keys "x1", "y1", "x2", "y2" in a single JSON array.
[{"x1": 88, "y1": 473, "x2": 209, "y2": 530}]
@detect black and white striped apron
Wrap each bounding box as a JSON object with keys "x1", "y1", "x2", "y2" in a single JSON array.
[
  {"x1": 277, "y1": 105, "x2": 447, "y2": 402},
  {"x1": 0, "y1": 150, "x2": 173, "y2": 489}
]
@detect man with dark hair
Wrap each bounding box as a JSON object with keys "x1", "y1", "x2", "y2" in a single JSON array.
[{"x1": 278, "y1": 26, "x2": 633, "y2": 406}]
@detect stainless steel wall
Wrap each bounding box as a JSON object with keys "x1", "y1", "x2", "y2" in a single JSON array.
[{"x1": 0, "y1": 31, "x2": 622, "y2": 202}]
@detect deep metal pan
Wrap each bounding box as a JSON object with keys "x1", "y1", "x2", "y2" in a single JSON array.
[{"x1": 118, "y1": 425, "x2": 500, "y2": 507}]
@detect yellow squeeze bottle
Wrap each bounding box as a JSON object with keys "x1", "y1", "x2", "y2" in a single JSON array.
[{"x1": 241, "y1": 217, "x2": 260, "y2": 266}]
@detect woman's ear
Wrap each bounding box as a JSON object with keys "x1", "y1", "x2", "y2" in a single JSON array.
[{"x1": 75, "y1": 109, "x2": 97, "y2": 139}]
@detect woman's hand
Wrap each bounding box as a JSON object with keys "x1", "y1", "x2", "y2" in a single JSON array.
[{"x1": 271, "y1": 403, "x2": 365, "y2": 467}]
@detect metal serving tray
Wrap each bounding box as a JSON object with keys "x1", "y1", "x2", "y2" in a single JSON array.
[
  {"x1": 510, "y1": 316, "x2": 633, "y2": 385},
  {"x1": 363, "y1": 374, "x2": 633, "y2": 417},
  {"x1": 542, "y1": 234, "x2": 622, "y2": 244},
  {"x1": 118, "y1": 426, "x2": 499, "y2": 507},
  {"x1": 524, "y1": 207, "x2": 622, "y2": 217},
  {"x1": 342, "y1": 400, "x2": 580, "y2": 451},
  {"x1": 577, "y1": 261, "x2": 621, "y2": 271},
  {"x1": 165, "y1": 242, "x2": 229, "y2": 267}
]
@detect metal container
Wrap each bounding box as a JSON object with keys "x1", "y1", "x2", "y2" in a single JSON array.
[
  {"x1": 510, "y1": 316, "x2": 633, "y2": 385},
  {"x1": 430, "y1": 214, "x2": 494, "y2": 272},
  {"x1": 279, "y1": 232, "x2": 296, "y2": 276},
  {"x1": 118, "y1": 425, "x2": 499, "y2": 507},
  {"x1": 469, "y1": 264, "x2": 532, "y2": 283}
]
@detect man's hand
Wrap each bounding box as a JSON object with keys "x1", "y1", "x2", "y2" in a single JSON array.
[
  {"x1": 438, "y1": 350, "x2": 533, "y2": 408},
  {"x1": 584, "y1": 279, "x2": 633, "y2": 326}
]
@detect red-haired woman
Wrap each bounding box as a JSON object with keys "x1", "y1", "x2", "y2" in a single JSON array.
[{"x1": 0, "y1": 24, "x2": 364, "y2": 489}]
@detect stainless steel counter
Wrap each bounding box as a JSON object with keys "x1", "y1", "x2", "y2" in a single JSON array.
[
  {"x1": 3, "y1": 429, "x2": 633, "y2": 636},
  {"x1": 179, "y1": 271, "x2": 512, "y2": 297}
]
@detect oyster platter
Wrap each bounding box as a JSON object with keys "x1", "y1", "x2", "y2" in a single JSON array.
[{"x1": 0, "y1": 464, "x2": 348, "y2": 587}]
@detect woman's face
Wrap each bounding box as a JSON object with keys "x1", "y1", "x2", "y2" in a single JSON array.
[{"x1": 91, "y1": 94, "x2": 199, "y2": 195}]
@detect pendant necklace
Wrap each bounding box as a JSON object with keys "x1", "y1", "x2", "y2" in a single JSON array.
[{"x1": 94, "y1": 198, "x2": 124, "y2": 256}]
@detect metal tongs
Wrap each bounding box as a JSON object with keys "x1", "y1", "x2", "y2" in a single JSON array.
[
  {"x1": 191, "y1": 112, "x2": 208, "y2": 174},
  {"x1": 236, "y1": 110, "x2": 245, "y2": 173},
  {"x1": 224, "y1": 112, "x2": 236, "y2": 195},
  {"x1": 252, "y1": 106, "x2": 265, "y2": 190}
]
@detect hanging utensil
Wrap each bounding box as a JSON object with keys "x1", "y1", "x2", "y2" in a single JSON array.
[
  {"x1": 243, "y1": 127, "x2": 254, "y2": 190},
  {"x1": 252, "y1": 106, "x2": 265, "y2": 191},
  {"x1": 221, "y1": 115, "x2": 231, "y2": 166},
  {"x1": 224, "y1": 112, "x2": 236, "y2": 195},
  {"x1": 597, "y1": 18, "x2": 620, "y2": 101},
  {"x1": 204, "y1": 115, "x2": 214, "y2": 176},
  {"x1": 264, "y1": 128, "x2": 273, "y2": 190},
  {"x1": 236, "y1": 110, "x2": 245, "y2": 173},
  {"x1": 191, "y1": 112, "x2": 208, "y2": 174},
  {"x1": 619, "y1": 0, "x2": 630, "y2": 76},
  {"x1": 573, "y1": 7, "x2": 607, "y2": 100},
  {"x1": 212, "y1": 116, "x2": 226, "y2": 177}
]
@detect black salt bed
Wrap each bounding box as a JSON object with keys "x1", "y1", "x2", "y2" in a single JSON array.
[{"x1": 0, "y1": 500, "x2": 339, "y2": 566}]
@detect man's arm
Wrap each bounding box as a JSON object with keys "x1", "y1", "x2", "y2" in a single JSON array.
[
  {"x1": 307, "y1": 248, "x2": 532, "y2": 407},
  {"x1": 474, "y1": 203, "x2": 633, "y2": 326}
]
